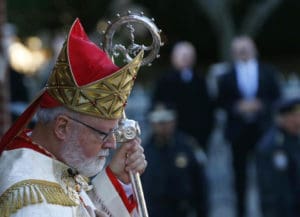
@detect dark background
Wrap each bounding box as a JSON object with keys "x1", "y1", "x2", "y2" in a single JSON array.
[{"x1": 7, "y1": 0, "x2": 300, "y2": 78}]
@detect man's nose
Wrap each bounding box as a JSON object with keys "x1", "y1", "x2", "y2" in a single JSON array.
[{"x1": 103, "y1": 135, "x2": 117, "y2": 149}]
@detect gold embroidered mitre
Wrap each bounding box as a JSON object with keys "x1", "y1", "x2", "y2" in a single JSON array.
[
  {"x1": 0, "y1": 18, "x2": 144, "y2": 151},
  {"x1": 44, "y1": 18, "x2": 143, "y2": 119}
]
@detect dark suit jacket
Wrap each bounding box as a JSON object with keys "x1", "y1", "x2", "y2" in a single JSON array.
[
  {"x1": 217, "y1": 62, "x2": 281, "y2": 144},
  {"x1": 152, "y1": 68, "x2": 214, "y2": 149}
]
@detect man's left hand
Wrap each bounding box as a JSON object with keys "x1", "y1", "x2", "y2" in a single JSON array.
[{"x1": 109, "y1": 137, "x2": 147, "y2": 184}]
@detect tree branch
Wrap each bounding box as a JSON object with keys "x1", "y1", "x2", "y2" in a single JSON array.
[
  {"x1": 195, "y1": 0, "x2": 236, "y2": 60},
  {"x1": 240, "y1": 0, "x2": 283, "y2": 37}
]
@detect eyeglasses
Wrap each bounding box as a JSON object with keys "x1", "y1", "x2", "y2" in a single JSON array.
[{"x1": 65, "y1": 115, "x2": 117, "y2": 143}]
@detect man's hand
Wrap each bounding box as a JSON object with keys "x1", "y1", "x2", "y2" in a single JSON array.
[
  {"x1": 237, "y1": 98, "x2": 263, "y2": 114},
  {"x1": 109, "y1": 137, "x2": 147, "y2": 183}
]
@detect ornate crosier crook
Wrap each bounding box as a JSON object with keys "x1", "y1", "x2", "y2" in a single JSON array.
[
  {"x1": 102, "y1": 11, "x2": 163, "y2": 66},
  {"x1": 101, "y1": 11, "x2": 163, "y2": 217}
]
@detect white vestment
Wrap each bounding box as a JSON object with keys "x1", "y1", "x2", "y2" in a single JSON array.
[{"x1": 0, "y1": 148, "x2": 138, "y2": 217}]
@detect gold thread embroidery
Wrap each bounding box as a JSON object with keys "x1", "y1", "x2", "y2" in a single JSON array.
[
  {"x1": 29, "y1": 186, "x2": 37, "y2": 204},
  {"x1": 0, "y1": 179, "x2": 78, "y2": 217},
  {"x1": 22, "y1": 186, "x2": 28, "y2": 207}
]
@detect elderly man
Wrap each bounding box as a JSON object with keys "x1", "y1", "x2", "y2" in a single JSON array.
[{"x1": 0, "y1": 19, "x2": 147, "y2": 217}]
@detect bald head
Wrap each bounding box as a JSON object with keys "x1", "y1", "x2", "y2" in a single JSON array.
[
  {"x1": 171, "y1": 41, "x2": 196, "y2": 70},
  {"x1": 231, "y1": 36, "x2": 257, "y2": 62}
]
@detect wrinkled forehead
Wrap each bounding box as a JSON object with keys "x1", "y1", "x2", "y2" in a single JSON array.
[{"x1": 80, "y1": 113, "x2": 119, "y2": 126}]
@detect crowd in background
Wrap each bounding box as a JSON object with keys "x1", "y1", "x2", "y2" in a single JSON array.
[{"x1": 7, "y1": 35, "x2": 300, "y2": 217}]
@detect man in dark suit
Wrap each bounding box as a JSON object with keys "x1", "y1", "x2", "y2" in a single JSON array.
[
  {"x1": 152, "y1": 41, "x2": 214, "y2": 152},
  {"x1": 217, "y1": 36, "x2": 282, "y2": 217}
]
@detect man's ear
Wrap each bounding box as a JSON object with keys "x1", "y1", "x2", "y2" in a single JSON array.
[{"x1": 54, "y1": 115, "x2": 69, "y2": 140}]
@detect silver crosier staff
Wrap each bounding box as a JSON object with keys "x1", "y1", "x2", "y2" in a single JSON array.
[{"x1": 101, "y1": 11, "x2": 163, "y2": 217}]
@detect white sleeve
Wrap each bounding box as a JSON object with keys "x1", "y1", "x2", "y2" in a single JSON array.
[{"x1": 118, "y1": 180, "x2": 134, "y2": 198}]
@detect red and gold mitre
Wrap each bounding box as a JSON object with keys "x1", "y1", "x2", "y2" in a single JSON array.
[
  {"x1": 44, "y1": 18, "x2": 143, "y2": 119},
  {"x1": 0, "y1": 18, "x2": 143, "y2": 151}
]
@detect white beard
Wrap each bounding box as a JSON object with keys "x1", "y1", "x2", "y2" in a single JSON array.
[{"x1": 60, "y1": 132, "x2": 109, "y2": 177}]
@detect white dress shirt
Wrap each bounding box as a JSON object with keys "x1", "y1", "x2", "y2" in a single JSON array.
[
  {"x1": 235, "y1": 59, "x2": 259, "y2": 99},
  {"x1": 180, "y1": 68, "x2": 193, "y2": 83}
]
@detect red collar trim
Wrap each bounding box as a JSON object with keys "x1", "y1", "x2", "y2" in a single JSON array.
[
  {"x1": 5, "y1": 129, "x2": 55, "y2": 158},
  {"x1": 106, "y1": 167, "x2": 137, "y2": 212}
]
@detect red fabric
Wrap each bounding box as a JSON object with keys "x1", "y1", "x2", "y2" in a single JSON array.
[
  {"x1": 4, "y1": 129, "x2": 53, "y2": 158},
  {"x1": 0, "y1": 91, "x2": 44, "y2": 154},
  {"x1": 40, "y1": 18, "x2": 120, "y2": 108},
  {"x1": 68, "y1": 18, "x2": 120, "y2": 86},
  {"x1": 40, "y1": 92, "x2": 61, "y2": 108},
  {"x1": 105, "y1": 167, "x2": 137, "y2": 213},
  {"x1": 0, "y1": 18, "x2": 120, "y2": 153}
]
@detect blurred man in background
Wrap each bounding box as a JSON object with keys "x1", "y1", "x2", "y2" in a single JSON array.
[
  {"x1": 152, "y1": 41, "x2": 214, "y2": 152},
  {"x1": 217, "y1": 35, "x2": 281, "y2": 217},
  {"x1": 256, "y1": 97, "x2": 300, "y2": 217}
]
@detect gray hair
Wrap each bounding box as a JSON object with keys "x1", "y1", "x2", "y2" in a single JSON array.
[{"x1": 36, "y1": 106, "x2": 78, "y2": 124}]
